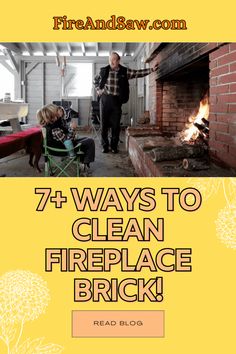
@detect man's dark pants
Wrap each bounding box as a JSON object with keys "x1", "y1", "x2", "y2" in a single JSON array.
[{"x1": 100, "y1": 94, "x2": 122, "y2": 150}]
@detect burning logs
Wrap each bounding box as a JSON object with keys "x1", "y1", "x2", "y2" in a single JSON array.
[
  {"x1": 194, "y1": 122, "x2": 209, "y2": 135},
  {"x1": 201, "y1": 118, "x2": 209, "y2": 127},
  {"x1": 193, "y1": 117, "x2": 209, "y2": 141},
  {"x1": 151, "y1": 144, "x2": 206, "y2": 162},
  {"x1": 182, "y1": 158, "x2": 210, "y2": 171}
]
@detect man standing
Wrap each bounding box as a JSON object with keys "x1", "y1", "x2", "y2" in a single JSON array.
[{"x1": 94, "y1": 52, "x2": 158, "y2": 153}]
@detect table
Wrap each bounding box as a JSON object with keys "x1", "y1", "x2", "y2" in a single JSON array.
[{"x1": 0, "y1": 102, "x2": 29, "y2": 132}]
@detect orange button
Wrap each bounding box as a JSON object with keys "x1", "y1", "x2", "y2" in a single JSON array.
[{"x1": 72, "y1": 310, "x2": 164, "y2": 337}]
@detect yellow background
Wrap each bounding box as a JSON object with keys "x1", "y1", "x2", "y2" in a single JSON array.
[
  {"x1": 0, "y1": 0, "x2": 235, "y2": 41},
  {"x1": 1, "y1": 1, "x2": 236, "y2": 352},
  {"x1": 0, "y1": 178, "x2": 236, "y2": 353}
]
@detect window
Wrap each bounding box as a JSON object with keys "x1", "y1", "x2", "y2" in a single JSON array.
[
  {"x1": 0, "y1": 63, "x2": 15, "y2": 100},
  {"x1": 65, "y1": 63, "x2": 92, "y2": 97}
]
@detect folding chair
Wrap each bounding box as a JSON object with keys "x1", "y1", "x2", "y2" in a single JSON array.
[
  {"x1": 53, "y1": 100, "x2": 71, "y2": 121},
  {"x1": 89, "y1": 100, "x2": 101, "y2": 143},
  {"x1": 52, "y1": 100, "x2": 72, "y2": 109},
  {"x1": 41, "y1": 128, "x2": 83, "y2": 177}
]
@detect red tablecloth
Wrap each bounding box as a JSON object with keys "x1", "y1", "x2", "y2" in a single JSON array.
[{"x1": 0, "y1": 127, "x2": 42, "y2": 159}]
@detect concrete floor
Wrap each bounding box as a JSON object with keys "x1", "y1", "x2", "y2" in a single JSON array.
[
  {"x1": 0, "y1": 131, "x2": 137, "y2": 177},
  {"x1": 1, "y1": 129, "x2": 234, "y2": 178}
]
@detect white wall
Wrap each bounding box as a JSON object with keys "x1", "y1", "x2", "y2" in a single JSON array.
[
  {"x1": 26, "y1": 63, "x2": 45, "y2": 125},
  {"x1": 0, "y1": 63, "x2": 15, "y2": 100},
  {"x1": 9, "y1": 47, "x2": 151, "y2": 127}
]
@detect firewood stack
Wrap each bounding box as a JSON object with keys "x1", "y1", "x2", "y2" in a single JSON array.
[
  {"x1": 138, "y1": 122, "x2": 211, "y2": 171},
  {"x1": 182, "y1": 157, "x2": 210, "y2": 171},
  {"x1": 151, "y1": 144, "x2": 207, "y2": 162}
]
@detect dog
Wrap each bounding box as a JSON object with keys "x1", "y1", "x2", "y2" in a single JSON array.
[{"x1": 26, "y1": 132, "x2": 43, "y2": 173}]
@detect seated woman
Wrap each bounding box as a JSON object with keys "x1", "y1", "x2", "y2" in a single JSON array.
[{"x1": 37, "y1": 104, "x2": 95, "y2": 168}]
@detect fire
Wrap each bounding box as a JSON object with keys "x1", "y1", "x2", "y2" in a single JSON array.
[{"x1": 181, "y1": 94, "x2": 209, "y2": 142}]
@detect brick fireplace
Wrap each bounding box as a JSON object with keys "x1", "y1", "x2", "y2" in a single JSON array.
[{"x1": 127, "y1": 43, "x2": 236, "y2": 176}]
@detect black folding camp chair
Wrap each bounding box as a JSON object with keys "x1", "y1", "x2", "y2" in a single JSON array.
[
  {"x1": 89, "y1": 100, "x2": 101, "y2": 143},
  {"x1": 52, "y1": 100, "x2": 80, "y2": 124}
]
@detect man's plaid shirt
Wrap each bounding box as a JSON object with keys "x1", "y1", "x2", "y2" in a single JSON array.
[{"x1": 94, "y1": 67, "x2": 153, "y2": 96}]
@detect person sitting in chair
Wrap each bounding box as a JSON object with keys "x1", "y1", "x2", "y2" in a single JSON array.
[{"x1": 37, "y1": 104, "x2": 95, "y2": 168}]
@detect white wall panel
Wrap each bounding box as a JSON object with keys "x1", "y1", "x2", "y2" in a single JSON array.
[{"x1": 24, "y1": 53, "x2": 148, "y2": 127}]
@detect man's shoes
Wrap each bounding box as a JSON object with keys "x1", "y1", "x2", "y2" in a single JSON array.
[
  {"x1": 102, "y1": 147, "x2": 109, "y2": 153},
  {"x1": 102, "y1": 147, "x2": 118, "y2": 153}
]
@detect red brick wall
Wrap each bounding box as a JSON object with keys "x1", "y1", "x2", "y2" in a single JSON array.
[
  {"x1": 155, "y1": 82, "x2": 163, "y2": 128},
  {"x1": 161, "y1": 80, "x2": 207, "y2": 134},
  {"x1": 209, "y1": 43, "x2": 236, "y2": 169},
  {"x1": 149, "y1": 43, "x2": 214, "y2": 129},
  {"x1": 149, "y1": 63, "x2": 158, "y2": 125},
  {"x1": 147, "y1": 42, "x2": 236, "y2": 169}
]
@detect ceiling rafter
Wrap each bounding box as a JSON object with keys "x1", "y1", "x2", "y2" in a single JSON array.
[
  {"x1": 95, "y1": 43, "x2": 99, "y2": 56},
  {"x1": 0, "y1": 43, "x2": 21, "y2": 54},
  {"x1": 4, "y1": 49, "x2": 19, "y2": 73},
  {"x1": 23, "y1": 43, "x2": 33, "y2": 55},
  {"x1": 121, "y1": 43, "x2": 127, "y2": 56},
  {"x1": 81, "y1": 43, "x2": 86, "y2": 56},
  {"x1": 0, "y1": 43, "x2": 141, "y2": 59},
  {"x1": 52, "y1": 43, "x2": 59, "y2": 55},
  {"x1": 67, "y1": 43, "x2": 72, "y2": 56},
  {"x1": 38, "y1": 43, "x2": 46, "y2": 55}
]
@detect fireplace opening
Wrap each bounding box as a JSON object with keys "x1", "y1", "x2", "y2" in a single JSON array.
[
  {"x1": 142, "y1": 56, "x2": 211, "y2": 173},
  {"x1": 179, "y1": 91, "x2": 209, "y2": 143},
  {"x1": 158, "y1": 56, "x2": 210, "y2": 138},
  {"x1": 127, "y1": 43, "x2": 236, "y2": 177}
]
